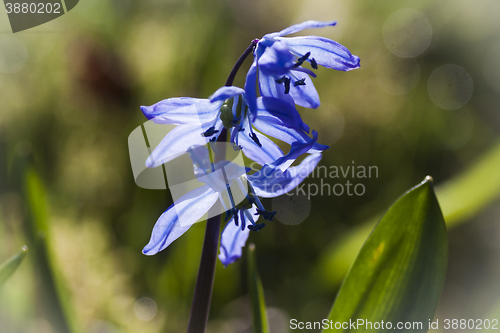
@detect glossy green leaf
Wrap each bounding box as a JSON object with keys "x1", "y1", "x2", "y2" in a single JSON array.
[
  {"x1": 324, "y1": 177, "x2": 448, "y2": 332},
  {"x1": 317, "y1": 141, "x2": 500, "y2": 287},
  {"x1": 0, "y1": 246, "x2": 28, "y2": 286},
  {"x1": 248, "y1": 244, "x2": 270, "y2": 333}
]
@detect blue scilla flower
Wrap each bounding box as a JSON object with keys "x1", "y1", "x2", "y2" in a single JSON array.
[
  {"x1": 244, "y1": 20, "x2": 360, "y2": 112},
  {"x1": 141, "y1": 85, "x2": 328, "y2": 169},
  {"x1": 142, "y1": 136, "x2": 323, "y2": 266}
]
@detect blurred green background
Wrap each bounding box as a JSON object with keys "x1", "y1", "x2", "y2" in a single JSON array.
[{"x1": 1, "y1": 0, "x2": 500, "y2": 332}]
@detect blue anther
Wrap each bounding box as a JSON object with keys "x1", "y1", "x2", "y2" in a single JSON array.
[
  {"x1": 275, "y1": 76, "x2": 287, "y2": 84},
  {"x1": 202, "y1": 126, "x2": 219, "y2": 137},
  {"x1": 233, "y1": 208, "x2": 239, "y2": 226},
  {"x1": 293, "y1": 52, "x2": 310, "y2": 68},
  {"x1": 293, "y1": 78, "x2": 306, "y2": 86},
  {"x1": 256, "y1": 209, "x2": 277, "y2": 221},
  {"x1": 249, "y1": 133, "x2": 262, "y2": 147},
  {"x1": 311, "y1": 58, "x2": 318, "y2": 70},
  {"x1": 284, "y1": 77, "x2": 291, "y2": 94},
  {"x1": 240, "y1": 210, "x2": 246, "y2": 231},
  {"x1": 248, "y1": 223, "x2": 266, "y2": 231}
]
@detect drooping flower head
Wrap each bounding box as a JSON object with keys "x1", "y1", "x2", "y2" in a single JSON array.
[
  {"x1": 245, "y1": 20, "x2": 360, "y2": 112},
  {"x1": 133, "y1": 19, "x2": 360, "y2": 267}
]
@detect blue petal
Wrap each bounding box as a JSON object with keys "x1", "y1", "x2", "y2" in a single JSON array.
[
  {"x1": 256, "y1": 41, "x2": 320, "y2": 109},
  {"x1": 280, "y1": 36, "x2": 360, "y2": 71},
  {"x1": 143, "y1": 185, "x2": 219, "y2": 255},
  {"x1": 289, "y1": 74, "x2": 320, "y2": 108},
  {"x1": 146, "y1": 122, "x2": 215, "y2": 167},
  {"x1": 292, "y1": 66, "x2": 317, "y2": 78},
  {"x1": 256, "y1": 97, "x2": 304, "y2": 130},
  {"x1": 257, "y1": 41, "x2": 316, "y2": 78},
  {"x1": 302, "y1": 122, "x2": 310, "y2": 134},
  {"x1": 237, "y1": 119, "x2": 284, "y2": 166},
  {"x1": 258, "y1": 70, "x2": 295, "y2": 106},
  {"x1": 218, "y1": 205, "x2": 257, "y2": 266},
  {"x1": 256, "y1": 38, "x2": 275, "y2": 55},
  {"x1": 271, "y1": 130, "x2": 322, "y2": 170},
  {"x1": 187, "y1": 146, "x2": 249, "y2": 193},
  {"x1": 258, "y1": 41, "x2": 295, "y2": 76},
  {"x1": 252, "y1": 119, "x2": 328, "y2": 154},
  {"x1": 210, "y1": 86, "x2": 245, "y2": 103},
  {"x1": 249, "y1": 153, "x2": 323, "y2": 198},
  {"x1": 196, "y1": 160, "x2": 248, "y2": 193},
  {"x1": 264, "y1": 20, "x2": 337, "y2": 38},
  {"x1": 244, "y1": 58, "x2": 259, "y2": 118},
  {"x1": 141, "y1": 98, "x2": 219, "y2": 124}
]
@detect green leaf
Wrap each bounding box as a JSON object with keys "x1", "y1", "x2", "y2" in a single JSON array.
[
  {"x1": 248, "y1": 243, "x2": 270, "y2": 333},
  {"x1": 317, "y1": 141, "x2": 500, "y2": 287},
  {"x1": 324, "y1": 177, "x2": 448, "y2": 332},
  {"x1": 0, "y1": 246, "x2": 28, "y2": 286}
]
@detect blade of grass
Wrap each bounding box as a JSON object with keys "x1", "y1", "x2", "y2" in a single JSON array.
[
  {"x1": 248, "y1": 244, "x2": 269, "y2": 333},
  {"x1": 0, "y1": 246, "x2": 28, "y2": 286},
  {"x1": 11, "y1": 151, "x2": 76, "y2": 333}
]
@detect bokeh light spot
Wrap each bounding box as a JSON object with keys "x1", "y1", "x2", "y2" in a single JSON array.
[
  {"x1": 272, "y1": 191, "x2": 311, "y2": 225},
  {"x1": 428, "y1": 64, "x2": 473, "y2": 110},
  {"x1": 376, "y1": 53, "x2": 420, "y2": 95},
  {"x1": 383, "y1": 8, "x2": 432, "y2": 58},
  {"x1": 133, "y1": 297, "x2": 157, "y2": 321}
]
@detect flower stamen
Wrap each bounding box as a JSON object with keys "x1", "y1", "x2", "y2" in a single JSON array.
[
  {"x1": 240, "y1": 210, "x2": 246, "y2": 231},
  {"x1": 284, "y1": 77, "x2": 291, "y2": 94},
  {"x1": 293, "y1": 78, "x2": 306, "y2": 86},
  {"x1": 248, "y1": 223, "x2": 266, "y2": 231},
  {"x1": 202, "y1": 126, "x2": 219, "y2": 137},
  {"x1": 311, "y1": 58, "x2": 318, "y2": 70},
  {"x1": 249, "y1": 133, "x2": 262, "y2": 147},
  {"x1": 293, "y1": 52, "x2": 311, "y2": 68},
  {"x1": 256, "y1": 209, "x2": 277, "y2": 221},
  {"x1": 275, "y1": 76, "x2": 287, "y2": 84}
]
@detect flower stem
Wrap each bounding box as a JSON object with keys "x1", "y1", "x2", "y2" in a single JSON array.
[
  {"x1": 225, "y1": 39, "x2": 259, "y2": 87},
  {"x1": 186, "y1": 40, "x2": 257, "y2": 333},
  {"x1": 186, "y1": 213, "x2": 221, "y2": 333}
]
